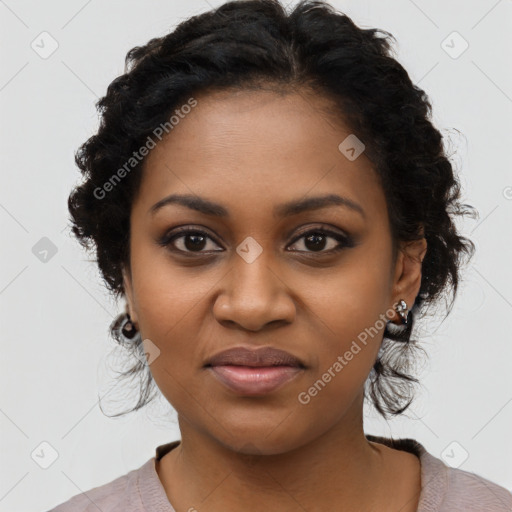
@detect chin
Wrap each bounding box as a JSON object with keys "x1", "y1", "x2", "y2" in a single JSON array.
[{"x1": 211, "y1": 421, "x2": 317, "y2": 457}]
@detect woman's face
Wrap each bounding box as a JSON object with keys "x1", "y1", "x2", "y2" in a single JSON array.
[{"x1": 123, "y1": 88, "x2": 425, "y2": 454}]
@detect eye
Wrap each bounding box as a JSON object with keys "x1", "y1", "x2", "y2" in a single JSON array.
[
  {"x1": 159, "y1": 227, "x2": 223, "y2": 254},
  {"x1": 287, "y1": 226, "x2": 353, "y2": 254},
  {"x1": 158, "y1": 225, "x2": 354, "y2": 256}
]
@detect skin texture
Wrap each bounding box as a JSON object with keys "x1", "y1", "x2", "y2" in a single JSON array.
[{"x1": 122, "y1": 88, "x2": 427, "y2": 511}]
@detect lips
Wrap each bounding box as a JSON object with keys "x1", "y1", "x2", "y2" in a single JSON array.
[
  {"x1": 205, "y1": 346, "x2": 306, "y2": 395},
  {"x1": 205, "y1": 346, "x2": 306, "y2": 368}
]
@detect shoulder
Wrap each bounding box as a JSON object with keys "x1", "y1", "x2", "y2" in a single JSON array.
[
  {"x1": 418, "y1": 446, "x2": 512, "y2": 511},
  {"x1": 47, "y1": 458, "x2": 152, "y2": 512},
  {"x1": 366, "y1": 435, "x2": 512, "y2": 511},
  {"x1": 433, "y1": 459, "x2": 512, "y2": 511}
]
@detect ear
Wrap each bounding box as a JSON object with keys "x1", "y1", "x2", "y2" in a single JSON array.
[
  {"x1": 122, "y1": 265, "x2": 139, "y2": 326},
  {"x1": 390, "y1": 235, "x2": 427, "y2": 322}
]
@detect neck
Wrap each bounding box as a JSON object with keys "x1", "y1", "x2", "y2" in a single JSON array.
[{"x1": 156, "y1": 396, "x2": 390, "y2": 512}]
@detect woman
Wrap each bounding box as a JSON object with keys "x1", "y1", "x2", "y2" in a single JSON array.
[{"x1": 49, "y1": 0, "x2": 512, "y2": 510}]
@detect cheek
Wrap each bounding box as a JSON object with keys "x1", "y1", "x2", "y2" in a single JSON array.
[
  {"x1": 127, "y1": 246, "x2": 222, "y2": 397},
  {"x1": 129, "y1": 232, "x2": 212, "y2": 332},
  {"x1": 301, "y1": 252, "x2": 392, "y2": 392},
  {"x1": 133, "y1": 270, "x2": 214, "y2": 369},
  {"x1": 290, "y1": 284, "x2": 388, "y2": 439},
  {"x1": 308, "y1": 246, "x2": 392, "y2": 343},
  {"x1": 301, "y1": 305, "x2": 385, "y2": 409}
]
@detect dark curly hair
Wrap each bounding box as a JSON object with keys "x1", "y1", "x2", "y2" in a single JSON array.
[{"x1": 67, "y1": 0, "x2": 476, "y2": 420}]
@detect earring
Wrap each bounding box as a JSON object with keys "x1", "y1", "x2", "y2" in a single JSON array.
[
  {"x1": 395, "y1": 299, "x2": 409, "y2": 325},
  {"x1": 110, "y1": 310, "x2": 141, "y2": 346},
  {"x1": 121, "y1": 313, "x2": 139, "y2": 340}
]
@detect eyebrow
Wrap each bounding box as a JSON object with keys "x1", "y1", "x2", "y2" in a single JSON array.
[{"x1": 149, "y1": 193, "x2": 366, "y2": 219}]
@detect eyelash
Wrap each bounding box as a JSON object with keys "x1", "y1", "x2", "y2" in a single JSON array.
[{"x1": 158, "y1": 225, "x2": 354, "y2": 257}]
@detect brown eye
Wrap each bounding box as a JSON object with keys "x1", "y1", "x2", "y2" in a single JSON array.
[
  {"x1": 287, "y1": 227, "x2": 354, "y2": 254},
  {"x1": 159, "y1": 228, "x2": 223, "y2": 254},
  {"x1": 158, "y1": 225, "x2": 354, "y2": 256}
]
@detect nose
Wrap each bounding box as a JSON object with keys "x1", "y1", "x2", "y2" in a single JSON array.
[{"x1": 212, "y1": 255, "x2": 296, "y2": 332}]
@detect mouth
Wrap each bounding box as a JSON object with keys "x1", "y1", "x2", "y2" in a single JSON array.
[{"x1": 204, "y1": 346, "x2": 306, "y2": 395}]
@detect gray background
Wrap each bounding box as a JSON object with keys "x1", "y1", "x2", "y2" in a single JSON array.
[{"x1": 1, "y1": 0, "x2": 511, "y2": 510}]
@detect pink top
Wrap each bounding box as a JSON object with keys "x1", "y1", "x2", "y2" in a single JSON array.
[{"x1": 48, "y1": 435, "x2": 512, "y2": 511}]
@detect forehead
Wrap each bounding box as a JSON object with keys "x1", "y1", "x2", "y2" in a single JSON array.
[{"x1": 134, "y1": 88, "x2": 385, "y2": 223}]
